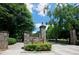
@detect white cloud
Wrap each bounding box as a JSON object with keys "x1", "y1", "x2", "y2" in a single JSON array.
[
  {"x1": 35, "y1": 23, "x2": 49, "y2": 30},
  {"x1": 35, "y1": 3, "x2": 48, "y2": 16},
  {"x1": 32, "y1": 23, "x2": 41, "y2": 33},
  {"x1": 35, "y1": 23, "x2": 41, "y2": 28},
  {"x1": 32, "y1": 23, "x2": 55, "y2": 33},
  {"x1": 25, "y1": 3, "x2": 49, "y2": 16},
  {"x1": 32, "y1": 23, "x2": 50, "y2": 33},
  {"x1": 26, "y1": 3, "x2": 34, "y2": 13},
  {"x1": 32, "y1": 30, "x2": 37, "y2": 33}
]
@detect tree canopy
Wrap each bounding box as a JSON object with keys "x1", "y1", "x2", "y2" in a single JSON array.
[
  {"x1": 0, "y1": 3, "x2": 34, "y2": 41},
  {"x1": 46, "y1": 4, "x2": 79, "y2": 41}
]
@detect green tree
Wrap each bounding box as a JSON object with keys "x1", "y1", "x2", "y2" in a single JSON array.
[
  {"x1": 46, "y1": 3, "x2": 79, "y2": 44},
  {"x1": 46, "y1": 25, "x2": 53, "y2": 39},
  {"x1": 54, "y1": 4, "x2": 79, "y2": 44},
  {"x1": 0, "y1": 3, "x2": 34, "y2": 41},
  {"x1": 46, "y1": 5, "x2": 60, "y2": 41}
]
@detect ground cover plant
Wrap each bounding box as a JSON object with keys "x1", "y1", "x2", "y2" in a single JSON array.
[{"x1": 24, "y1": 42, "x2": 52, "y2": 51}]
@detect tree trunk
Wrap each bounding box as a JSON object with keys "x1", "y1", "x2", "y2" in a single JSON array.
[{"x1": 70, "y1": 29, "x2": 77, "y2": 45}]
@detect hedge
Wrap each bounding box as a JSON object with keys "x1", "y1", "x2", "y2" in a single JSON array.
[{"x1": 8, "y1": 38, "x2": 16, "y2": 45}]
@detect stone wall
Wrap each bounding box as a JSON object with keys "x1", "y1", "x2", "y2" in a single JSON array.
[
  {"x1": 24, "y1": 32, "x2": 42, "y2": 44},
  {"x1": 24, "y1": 23, "x2": 46, "y2": 44}
]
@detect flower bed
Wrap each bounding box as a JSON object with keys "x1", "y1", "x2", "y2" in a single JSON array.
[{"x1": 24, "y1": 42, "x2": 52, "y2": 51}]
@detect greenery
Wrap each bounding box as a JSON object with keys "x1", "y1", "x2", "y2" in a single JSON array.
[
  {"x1": 46, "y1": 4, "x2": 79, "y2": 43},
  {"x1": 0, "y1": 3, "x2": 34, "y2": 41},
  {"x1": 46, "y1": 25, "x2": 54, "y2": 39},
  {"x1": 46, "y1": 24, "x2": 70, "y2": 39},
  {"x1": 24, "y1": 42, "x2": 51, "y2": 51},
  {"x1": 8, "y1": 38, "x2": 16, "y2": 45}
]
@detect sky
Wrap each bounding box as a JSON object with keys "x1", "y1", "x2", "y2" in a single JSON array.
[{"x1": 26, "y1": 3, "x2": 56, "y2": 33}]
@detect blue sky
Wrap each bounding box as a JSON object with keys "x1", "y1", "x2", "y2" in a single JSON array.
[{"x1": 26, "y1": 3, "x2": 56, "y2": 33}]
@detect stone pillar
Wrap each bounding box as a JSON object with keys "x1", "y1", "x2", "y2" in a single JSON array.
[
  {"x1": 24, "y1": 32, "x2": 30, "y2": 44},
  {"x1": 39, "y1": 23, "x2": 46, "y2": 42},
  {"x1": 0, "y1": 31, "x2": 9, "y2": 50},
  {"x1": 70, "y1": 29, "x2": 77, "y2": 45}
]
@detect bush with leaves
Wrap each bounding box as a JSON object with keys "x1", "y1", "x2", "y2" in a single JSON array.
[
  {"x1": 8, "y1": 38, "x2": 16, "y2": 45},
  {"x1": 24, "y1": 42, "x2": 51, "y2": 51},
  {"x1": 0, "y1": 3, "x2": 34, "y2": 41}
]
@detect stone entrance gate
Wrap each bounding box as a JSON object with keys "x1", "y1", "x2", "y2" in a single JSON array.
[{"x1": 24, "y1": 23, "x2": 46, "y2": 44}]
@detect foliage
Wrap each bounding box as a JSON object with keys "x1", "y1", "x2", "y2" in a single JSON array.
[
  {"x1": 0, "y1": 3, "x2": 34, "y2": 41},
  {"x1": 8, "y1": 38, "x2": 16, "y2": 45},
  {"x1": 46, "y1": 25, "x2": 54, "y2": 39},
  {"x1": 24, "y1": 42, "x2": 51, "y2": 51},
  {"x1": 46, "y1": 24, "x2": 69, "y2": 40},
  {"x1": 46, "y1": 3, "x2": 79, "y2": 40},
  {"x1": 53, "y1": 4, "x2": 79, "y2": 30},
  {"x1": 53, "y1": 4, "x2": 79, "y2": 42},
  {"x1": 58, "y1": 29, "x2": 70, "y2": 39}
]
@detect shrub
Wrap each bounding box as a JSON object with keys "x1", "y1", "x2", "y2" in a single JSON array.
[
  {"x1": 8, "y1": 38, "x2": 16, "y2": 45},
  {"x1": 24, "y1": 44, "x2": 36, "y2": 51},
  {"x1": 24, "y1": 42, "x2": 52, "y2": 51}
]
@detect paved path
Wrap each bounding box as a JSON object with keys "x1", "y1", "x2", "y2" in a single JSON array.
[{"x1": 0, "y1": 43, "x2": 79, "y2": 55}]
